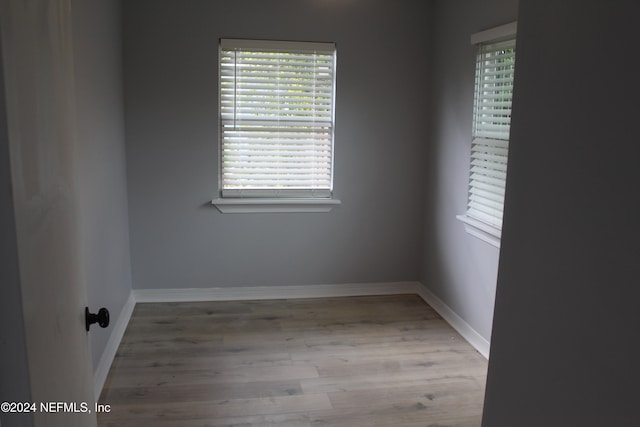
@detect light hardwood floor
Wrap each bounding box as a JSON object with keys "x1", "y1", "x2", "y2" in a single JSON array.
[{"x1": 98, "y1": 295, "x2": 487, "y2": 427}]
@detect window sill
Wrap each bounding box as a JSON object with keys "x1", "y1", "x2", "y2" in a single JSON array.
[
  {"x1": 456, "y1": 214, "x2": 501, "y2": 248},
  {"x1": 212, "y1": 198, "x2": 342, "y2": 214}
]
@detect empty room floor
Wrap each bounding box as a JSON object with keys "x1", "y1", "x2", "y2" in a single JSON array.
[{"x1": 98, "y1": 294, "x2": 487, "y2": 426}]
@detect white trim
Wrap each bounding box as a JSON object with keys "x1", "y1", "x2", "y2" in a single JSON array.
[
  {"x1": 93, "y1": 292, "x2": 135, "y2": 400},
  {"x1": 133, "y1": 282, "x2": 418, "y2": 303},
  {"x1": 457, "y1": 214, "x2": 501, "y2": 248},
  {"x1": 471, "y1": 21, "x2": 517, "y2": 45},
  {"x1": 221, "y1": 38, "x2": 335, "y2": 54},
  {"x1": 415, "y1": 284, "x2": 490, "y2": 359},
  {"x1": 212, "y1": 198, "x2": 341, "y2": 214}
]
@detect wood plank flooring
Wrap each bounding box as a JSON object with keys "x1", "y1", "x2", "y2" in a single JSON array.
[{"x1": 98, "y1": 295, "x2": 487, "y2": 427}]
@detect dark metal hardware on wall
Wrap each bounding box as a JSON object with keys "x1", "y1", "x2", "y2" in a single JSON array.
[{"x1": 85, "y1": 307, "x2": 110, "y2": 331}]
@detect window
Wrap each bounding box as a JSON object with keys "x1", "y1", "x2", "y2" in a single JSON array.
[
  {"x1": 458, "y1": 22, "x2": 517, "y2": 247},
  {"x1": 213, "y1": 39, "x2": 340, "y2": 213}
]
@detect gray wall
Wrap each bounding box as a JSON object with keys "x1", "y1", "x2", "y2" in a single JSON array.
[
  {"x1": 483, "y1": 1, "x2": 640, "y2": 425},
  {"x1": 421, "y1": 0, "x2": 519, "y2": 341},
  {"x1": 123, "y1": 0, "x2": 432, "y2": 290},
  {"x1": 71, "y1": 0, "x2": 133, "y2": 370}
]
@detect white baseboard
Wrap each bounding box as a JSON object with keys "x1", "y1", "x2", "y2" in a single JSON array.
[
  {"x1": 415, "y1": 284, "x2": 490, "y2": 359},
  {"x1": 93, "y1": 292, "x2": 135, "y2": 400},
  {"x1": 133, "y1": 281, "x2": 420, "y2": 303}
]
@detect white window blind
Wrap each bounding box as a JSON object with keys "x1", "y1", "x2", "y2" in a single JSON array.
[
  {"x1": 219, "y1": 39, "x2": 336, "y2": 198},
  {"x1": 466, "y1": 36, "x2": 516, "y2": 229}
]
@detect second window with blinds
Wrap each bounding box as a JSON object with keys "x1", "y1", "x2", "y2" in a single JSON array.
[
  {"x1": 458, "y1": 23, "x2": 517, "y2": 246},
  {"x1": 213, "y1": 39, "x2": 340, "y2": 213}
]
